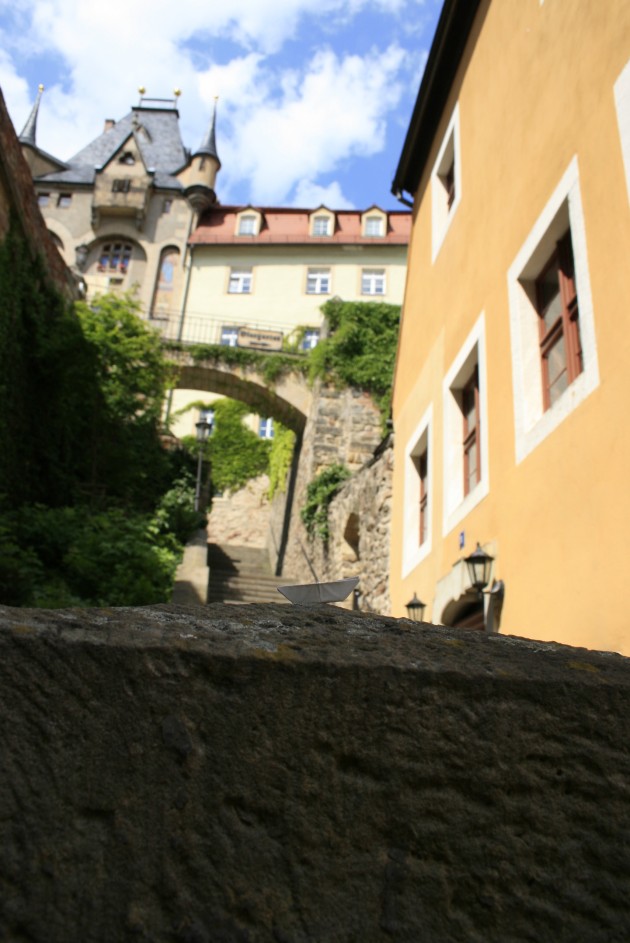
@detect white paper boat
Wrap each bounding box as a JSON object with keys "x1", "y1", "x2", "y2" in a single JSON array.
[{"x1": 277, "y1": 577, "x2": 359, "y2": 606}]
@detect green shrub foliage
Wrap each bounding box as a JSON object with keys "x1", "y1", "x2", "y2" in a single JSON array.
[
  {"x1": 268, "y1": 424, "x2": 296, "y2": 500},
  {"x1": 300, "y1": 463, "x2": 351, "y2": 542},
  {"x1": 308, "y1": 298, "x2": 401, "y2": 425},
  {"x1": 203, "y1": 400, "x2": 271, "y2": 493}
]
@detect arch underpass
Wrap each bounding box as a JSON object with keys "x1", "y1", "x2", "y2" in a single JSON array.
[{"x1": 166, "y1": 349, "x2": 312, "y2": 433}]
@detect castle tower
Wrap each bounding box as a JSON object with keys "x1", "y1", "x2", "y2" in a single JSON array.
[{"x1": 181, "y1": 98, "x2": 221, "y2": 214}]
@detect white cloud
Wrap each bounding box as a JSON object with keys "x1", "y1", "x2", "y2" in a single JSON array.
[
  {"x1": 290, "y1": 179, "x2": 355, "y2": 209},
  {"x1": 0, "y1": 0, "x2": 429, "y2": 204}
]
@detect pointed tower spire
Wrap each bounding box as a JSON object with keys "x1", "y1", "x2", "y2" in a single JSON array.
[
  {"x1": 193, "y1": 97, "x2": 221, "y2": 167},
  {"x1": 19, "y1": 84, "x2": 45, "y2": 147}
]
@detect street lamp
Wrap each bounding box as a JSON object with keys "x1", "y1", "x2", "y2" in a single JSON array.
[
  {"x1": 194, "y1": 416, "x2": 213, "y2": 512},
  {"x1": 464, "y1": 543, "x2": 494, "y2": 594},
  {"x1": 405, "y1": 593, "x2": 426, "y2": 622}
]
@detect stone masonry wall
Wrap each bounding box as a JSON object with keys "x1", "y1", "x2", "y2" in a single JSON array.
[
  {"x1": 306, "y1": 440, "x2": 393, "y2": 614},
  {"x1": 276, "y1": 380, "x2": 384, "y2": 584},
  {"x1": 1, "y1": 602, "x2": 630, "y2": 942},
  {"x1": 208, "y1": 475, "x2": 272, "y2": 550}
]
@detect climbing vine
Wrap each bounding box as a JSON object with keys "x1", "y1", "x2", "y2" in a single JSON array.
[
  {"x1": 300, "y1": 464, "x2": 351, "y2": 542},
  {"x1": 268, "y1": 424, "x2": 296, "y2": 500}
]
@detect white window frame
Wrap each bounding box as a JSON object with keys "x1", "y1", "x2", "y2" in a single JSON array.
[
  {"x1": 402, "y1": 404, "x2": 433, "y2": 578},
  {"x1": 361, "y1": 268, "x2": 386, "y2": 296},
  {"x1": 228, "y1": 268, "x2": 252, "y2": 294},
  {"x1": 220, "y1": 326, "x2": 239, "y2": 347},
  {"x1": 259, "y1": 417, "x2": 274, "y2": 439},
  {"x1": 306, "y1": 267, "x2": 330, "y2": 294},
  {"x1": 312, "y1": 215, "x2": 330, "y2": 236},
  {"x1": 614, "y1": 59, "x2": 630, "y2": 205},
  {"x1": 507, "y1": 157, "x2": 599, "y2": 465},
  {"x1": 236, "y1": 211, "x2": 261, "y2": 236},
  {"x1": 301, "y1": 328, "x2": 320, "y2": 350},
  {"x1": 442, "y1": 313, "x2": 489, "y2": 535},
  {"x1": 364, "y1": 215, "x2": 384, "y2": 237},
  {"x1": 431, "y1": 102, "x2": 461, "y2": 263}
]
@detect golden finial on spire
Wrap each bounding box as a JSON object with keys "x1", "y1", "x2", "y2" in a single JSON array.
[
  {"x1": 38, "y1": 84, "x2": 44, "y2": 93},
  {"x1": 174, "y1": 88, "x2": 181, "y2": 98},
  {"x1": 214, "y1": 95, "x2": 219, "y2": 102},
  {"x1": 138, "y1": 86, "x2": 146, "y2": 95}
]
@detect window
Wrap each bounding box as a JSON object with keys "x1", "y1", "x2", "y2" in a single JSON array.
[
  {"x1": 536, "y1": 231, "x2": 582, "y2": 410},
  {"x1": 361, "y1": 268, "x2": 386, "y2": 295},
  {"x1": 614, "y1": 59, "x2": 630, "y2": 204},
  {"x1": 98, "y1": 242, "x2": 132, "y2": 274},
  {"x1": 402, "y1": 405, "x2": 432, "y2": 577},
  {"x1": 162, "y1": 199, "x2": 173, "y2": 214},
  {"x1": 150, "y1": 246, "x2": 180, "y2": 318},
  {"x1": 57, "y1": 193, "x2": 72, "y2": 208},
  {"x1": 221, "y1": 326, "x2": 239, "y2": 347},
  {"x1": 365, "y1": 215, "x2": 384, "y2": 237},
  {"x1": 507, "y1": 157, "x2": 599, "y2": 464},
  {"x1": 306, "y1": 268, "x2": 330, "y2": 294},
  {"x1": 228, "y1": 268, "x2": 252, "y2": 294},
  {"x1": 301, "y1": 328, "x2": 320, "y2": 350},
  {"x1": 442, "y1": 314, "x2": 489, "y2": 535},
  {"x1": 238, "y1": 214, "x2": 257, "y2": 235},
  {"x1": 417, "y1": 450, "x2": 429, "y2": 546},
  {"x1": 312, "y1": 215, "x2": 330, "y2": 236},
  {"x1": 119, "y1": 151, "x2": 135, "y2": 165},
  {"x1": 462, "y1": 368, "x2": 480, "y2": 496},
  {"x1": 431, "y1": 102, "x2": 461, "y2": 262},
  {"x1": 112, "y1": 179, "x2": 131, "y2": 193},
  {"x1": 259, "y1": 417, "x2": 274, "y2": 439},
  {"x1": 38, "y1": 193, "x2": 50, "y2": 207}
]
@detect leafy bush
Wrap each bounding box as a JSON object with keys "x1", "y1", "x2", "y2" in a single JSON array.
[
  {"x1": 152, "y1": 473, "x2": 205, "y2": 544},
  {"x1": 268, "y1": 424, "x2": 296, "y2": 500},
  {"x1": 308, "y1": 299, "x2": 401, "y2": 426},
  {"x1": 197, "y1": 400, "x2": 272, "y2": 494},
  {"x1": 300, "y1": 464, "x2": 351, "y2": 542}
]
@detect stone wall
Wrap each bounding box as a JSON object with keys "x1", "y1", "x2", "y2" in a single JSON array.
[
  {"x1": 274, "y1": 381, "x2": 384, "y2": 585},
  {"x1": 209, "y1": 475, "x2": 272, "y2": 550},
  {"x1": 307, "y1": 439, "x2": 393, "y2": 613},
  {"x1": 1, "y1": 602, "x2": 630, "y2": 942}
]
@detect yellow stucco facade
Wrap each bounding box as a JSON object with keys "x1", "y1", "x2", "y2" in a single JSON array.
[{"x1": 390, "y1": 0, "x2": 630, "y2": 653}]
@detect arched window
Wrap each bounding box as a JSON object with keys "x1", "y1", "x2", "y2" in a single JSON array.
[
  {"x1": 151, "y1": 246, "x2": 180, "y2": 318},
  {"x1": 98, "y1": 242, "x2": 132, "y2": 274}
]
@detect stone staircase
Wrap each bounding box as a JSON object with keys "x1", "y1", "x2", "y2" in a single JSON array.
[{"x1": 207, "y1": 543, "x2": 295, "y2": 605}]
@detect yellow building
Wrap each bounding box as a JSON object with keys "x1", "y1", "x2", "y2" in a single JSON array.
[
  {"x1": 390, "y1": 0, "x2": 630, "y2": 653},
  {"x1": 169, "y1": 204, "x2": 410, "y2": 437}
]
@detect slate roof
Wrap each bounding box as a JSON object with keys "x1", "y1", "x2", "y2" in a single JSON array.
[{"x1": 34, "y1": 102, "x2": 188, "y2": 190}]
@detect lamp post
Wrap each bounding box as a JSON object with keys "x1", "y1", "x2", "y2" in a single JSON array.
[
  {"x1": 405, "y1": 593, "x2": 426, "y2": 622},
  {"x1": 463, "y1": 542, "x2": 494, "y2": 629},
  {"x1": 194, "y1": 416, "x2": 213, "y2": 512}
]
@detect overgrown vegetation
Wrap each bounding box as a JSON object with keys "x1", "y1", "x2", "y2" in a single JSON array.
[
  {"x1": 0, "y1": 218, "x2": 200, "y2": 607},
  {"x1": 300, "y1": 464, "x2": 351, "y2": 542},
  {"x1": 166, "y1": 341, "x2": 308, "y2": 386},
  {"x1": 268, "y1": 424, "x2": 296, "y2": 500},
  {"x1": 308, "y1": 298, "x2": 401, "y2": 426}
]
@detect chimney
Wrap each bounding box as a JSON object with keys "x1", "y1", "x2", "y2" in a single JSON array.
[{"x1": 103, "y1": 119, "x2": 115, "y2": 132}]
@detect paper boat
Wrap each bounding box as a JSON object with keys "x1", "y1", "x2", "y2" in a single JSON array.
[{"x1": 277, "y1": 577, "x2": 359, "y2": 606}]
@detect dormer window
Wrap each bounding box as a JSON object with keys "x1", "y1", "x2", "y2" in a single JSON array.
[
  {"x1": 235, "y1": 209, "x2": 262, "y2": 237},
  {"x1": 365, "y1": 215, "x2": 384, "y2": 236},
  {"x1": 119, "y1": 151, "x2": 135, "y2": 165},
  {"x1": 313, "y1": 215, "x2": 331, "y2": 236}
]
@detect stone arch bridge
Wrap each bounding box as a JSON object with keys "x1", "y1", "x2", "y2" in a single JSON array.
[{"x1": 165, "y1": 348, "x2": 312, "y2": 433}]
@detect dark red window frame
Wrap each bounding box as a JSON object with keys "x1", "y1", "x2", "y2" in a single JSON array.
[
  {"x1": 418, "y1": 450, "x2": 428, "y2": 545},
  {"x1": 462, "y1": 368, "x2": 480, "y2": 496},
  {"x1": 536, "y1": 230, "x2": 582, "y2": 410}
]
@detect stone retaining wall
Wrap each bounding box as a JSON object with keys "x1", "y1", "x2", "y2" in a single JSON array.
[{"x1": 1, "y1": 603, "x2": 630, "y2": 942}]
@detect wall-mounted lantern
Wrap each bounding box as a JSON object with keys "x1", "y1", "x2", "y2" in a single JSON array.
[
  {"x1": 75, "y1": 243, "x2": 89, "y2": 271},
  {"x1": 464, "y1": 543, "x2": 494, "y2": 594},
  {"x1": 405, "y1": 593, "x2": 426, "y2": 622}
]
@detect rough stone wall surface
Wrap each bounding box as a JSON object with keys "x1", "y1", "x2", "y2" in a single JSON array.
[
  {"x1": 0, "y1": 88, "x2": 75, "y2": 297},
  {"x1": 307, "y1": 442, "x2": 393, "y2": 613},
  {"x1": 208, "y1": 475, "x2": 272, "y2": 550},
  {"x1": 1, "y1": 603, "x2": 630, "y2": 943},
  {"x1": 280, "y1": 381, "x2": 384, "y2": 584}
]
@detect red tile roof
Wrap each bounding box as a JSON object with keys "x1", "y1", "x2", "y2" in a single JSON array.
[{"x1": 189, "y1": 206, "x2": 410, "y2": 246}]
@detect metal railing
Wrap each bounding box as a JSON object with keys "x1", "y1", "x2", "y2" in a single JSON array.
[{"x1": 146, "y1": 311, "x2": 316, "y2": 350}]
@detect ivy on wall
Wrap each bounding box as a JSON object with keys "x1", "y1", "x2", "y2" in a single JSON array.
[{"x1": 300, "y1": 464, "x2": 351, "y2": 543}]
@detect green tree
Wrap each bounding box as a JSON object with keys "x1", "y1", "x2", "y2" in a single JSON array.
[{"x1": 75, "y1": 293, "x2": 177, "y2": 508}]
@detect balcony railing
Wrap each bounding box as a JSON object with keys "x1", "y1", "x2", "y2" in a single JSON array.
[{"x1": 146, "y1": 311, "x2": 317, "y2": 352}]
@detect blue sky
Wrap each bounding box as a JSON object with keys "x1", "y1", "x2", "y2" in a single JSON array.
[{"x1": 0, "y1": 0, "x2": 443, "y2": 210}]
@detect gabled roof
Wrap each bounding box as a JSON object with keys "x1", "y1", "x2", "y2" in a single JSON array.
[
  {"x1": 190, "y1": 205, "x2": 410, "y2": 246},
  {"x1": 34, "y1": 101, "x2": 188, "y2": 190},
  {"x1": 391, "y1": 0, "x2": 483, "y2": 201}
]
